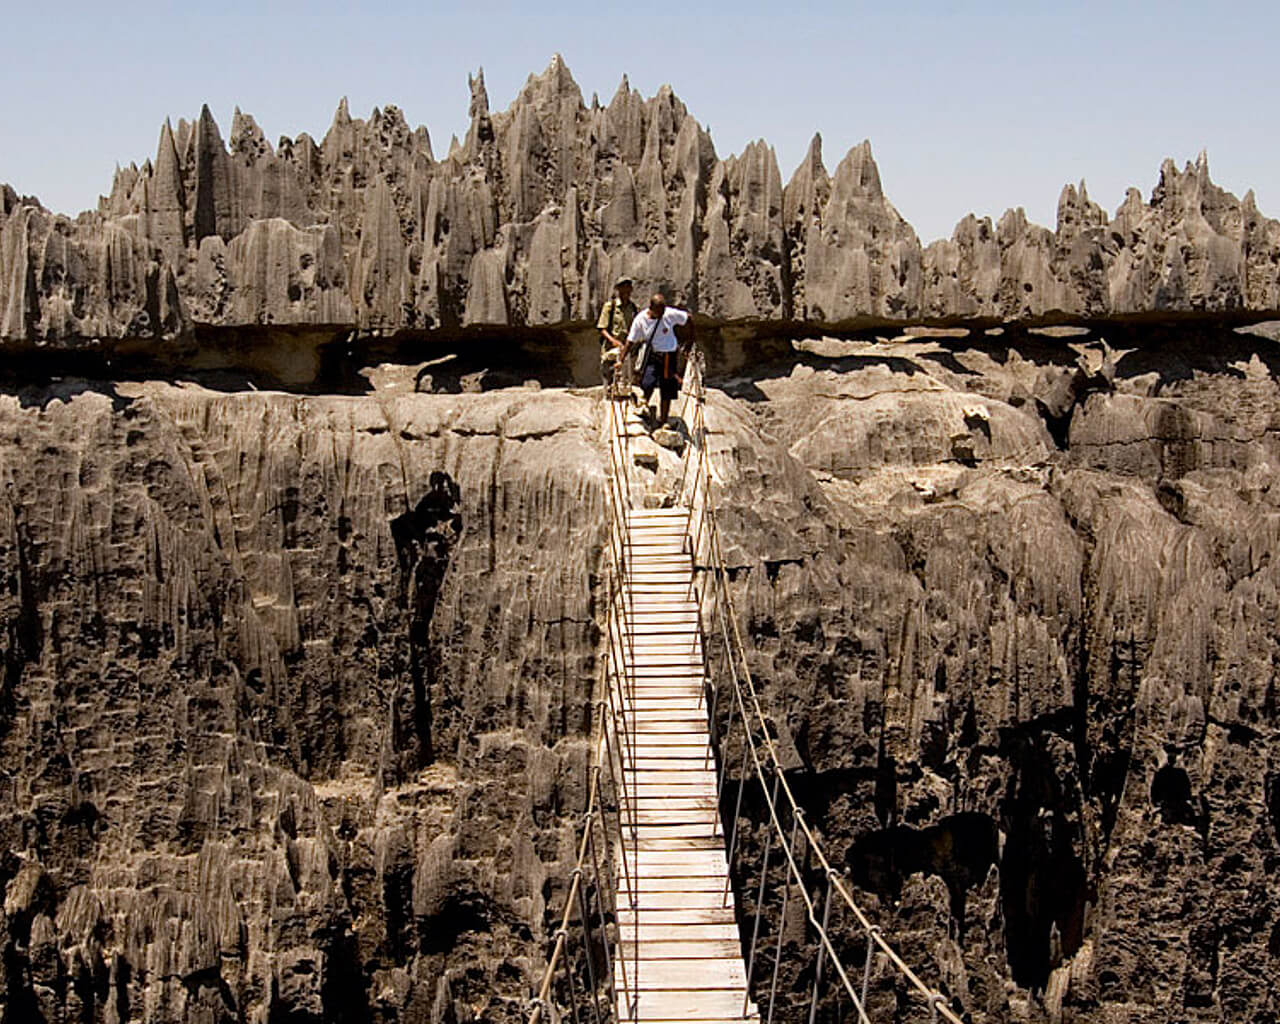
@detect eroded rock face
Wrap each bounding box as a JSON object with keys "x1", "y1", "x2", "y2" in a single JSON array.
[
  {"x1": 4, "y1": 59, "x2": 1280, "y2": 346},
  {"x1": 3, "y1": 319, "x2": 1280, "y2": 1023},
  {"x1": 5, "y1": 55, "x2": 1280, "y2": 1013},
  {"x1": 700, "y1": 326, "x2": 1280, "y2": 1023},
  {"x1": 0, "y1": 376, "x2": 605, "y2": 1022}
]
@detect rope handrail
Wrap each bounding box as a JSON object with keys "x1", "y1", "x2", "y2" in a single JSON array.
[
  {"x1": 529, "y1": 399, "x2": 640, "y2": 1024},
  {"x1": 676, "y1": 349, "x2": 966, "y2": 1024}
]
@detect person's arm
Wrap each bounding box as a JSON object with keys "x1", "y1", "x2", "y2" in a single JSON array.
[
  {"x1": 615, "y1": 307, "x2": 631, "y2": 352},
  {"x1": 672, "y1": 308, "x2": 694, "y2": 351},
  {"x1": 598, "y1": 302, "x2": 623, "y2": 349}
]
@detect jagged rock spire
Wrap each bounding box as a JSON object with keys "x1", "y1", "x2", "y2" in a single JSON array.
[
  {"x1": 2, "y1": 65, "x2": 1280, "y2": 342},
  {"x1": 150, "y1": 118, "x2": 187, "y2": 256},
  {"x1": 468, "y1": 69, "x2": 489, "y2": 120},
  {"x1": 192, "y1": 103, "x2": 234, "y2": 242}
]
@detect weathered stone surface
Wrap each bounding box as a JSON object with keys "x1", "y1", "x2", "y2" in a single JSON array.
[
  {"x1": 3, "y1": 49, "x2": 1280, "y2": 1024},
  {"x1": 651, "y1": 427, "x2": 684, "y2": 452},
  {"x1": 0, "y1": 376, "x2": 605, "y2": 1022},
  {"x1": 5, "y1": 320, "x2": 1280, "y2": 1022},
  {"x1": 4, "y1": 60, "x2": 1280, "y2": 346},
  {"x1": 702, "y1": 325, "x2": 1280, "y2": 1023}
]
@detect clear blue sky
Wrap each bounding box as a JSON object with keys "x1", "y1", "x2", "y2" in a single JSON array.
[{"x1": 3, "y1": 1, "x2": 1277, "y2": 243}]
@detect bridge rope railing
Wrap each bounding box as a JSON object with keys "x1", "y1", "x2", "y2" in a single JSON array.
[
  {"x1": 673, "y1": 348, "x2": 966, "y2": 1024},
  {"x1": 528, "y1": 395, "x2": 642, "y2": 1024}
]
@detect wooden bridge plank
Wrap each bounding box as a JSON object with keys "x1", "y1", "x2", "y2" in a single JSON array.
[{"x1": 616, "y1": 988, "x2": 753, "y2": 1020}]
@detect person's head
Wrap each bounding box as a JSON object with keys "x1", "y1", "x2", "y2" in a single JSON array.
[
  {"x1": 648, "y1": 292, "x2": 666, "y2": 316},
  {"x1": 615, "y1": 277, "x2": 633, "y2": 301}
]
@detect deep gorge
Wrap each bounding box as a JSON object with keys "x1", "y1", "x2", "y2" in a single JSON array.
[
  {"x1": 4, "y1": 54, "x2": 1280, "y2": 1024},
  {"x1": 3, "y1": 315, "x2": 1280, "y2": 1021}
]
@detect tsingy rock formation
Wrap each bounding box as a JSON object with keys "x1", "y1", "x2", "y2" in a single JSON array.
[
  {"x1": 3, "y1": 58, "x2": 1280, "y2": 345},
  {"x1": 4, "y1": 52, "x2": 1280, "y2": 1024},
  {"x1": 4, "y1": 322, "x2": 1280, "y2": 1022},
  {"x1": 696, "y1": 325, "x2": 1280, "y2": 1023},
  {"x1": 0, "y1": 376, "x2": 605, "y2": 1022}
]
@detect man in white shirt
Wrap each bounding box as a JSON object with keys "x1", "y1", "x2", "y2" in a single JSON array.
[{"x1": 626, "y1": 293, "x2": 693, "y2": 428}]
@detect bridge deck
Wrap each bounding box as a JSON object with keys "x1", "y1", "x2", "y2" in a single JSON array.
[{"x1": 613, "y1": 493, "x2": 758, "y2": 1023}]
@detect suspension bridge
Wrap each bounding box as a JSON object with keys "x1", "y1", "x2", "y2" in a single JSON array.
[{"x1": 528, "y1": 353, "x2": 964, "y2": 1024}]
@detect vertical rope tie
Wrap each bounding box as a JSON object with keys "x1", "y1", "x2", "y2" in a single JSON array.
[
  {"x1": 712, "y1": 665, "x2": 740, "y2": 838},
  {"x1": 766, "y1": 808, "x2": 803, "y2": 1024},
  {"x1": 556, "y1": 927, "x2": 582, "y2": 1024},
  {"x1": 807, "y1": 871, "x2": 836, "y2": 1024},
  {"x1": 861, "y1": 924, "x2": 881, "y2": 1011},
  {"x1": 589, "y1": 792, "x2": 626, "y2": 1013},
  {"x1": 572, "y1": 863, "x2": 602, "y2": 1024},
  {"x1": 722, "y1": 733, "x2": 752, "y2": 904},
  {"x1": 743, "y1": 772, "x2": 781, "y2": 1015}
]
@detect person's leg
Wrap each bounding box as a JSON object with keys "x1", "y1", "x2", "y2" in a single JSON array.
[
  {"x1": 639, "y1": 359, "x2": 658, "y2": 422},
  {"x1": 658, "y1": 354, "x2": 676, "y2": 424},
  {"x1": 624, "y1": 354, "x2": 641, "y2": 405}
]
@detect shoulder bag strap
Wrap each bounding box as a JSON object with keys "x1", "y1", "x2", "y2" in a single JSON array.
[{"x1": 647, "y1": 311, "x2": 663, "y2": 345}]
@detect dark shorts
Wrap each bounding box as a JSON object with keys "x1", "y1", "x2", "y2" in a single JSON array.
[{"x1": 640, "y1": 349, "x2": 680, "y2": 402}]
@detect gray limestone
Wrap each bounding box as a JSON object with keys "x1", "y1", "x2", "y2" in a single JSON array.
[
  {"x1": 3, "y1": 54, "x2": 1280, "y2": 1024},
  {"x1": 3, "y1": 60, "x2": 1280, "y2": 347}
]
